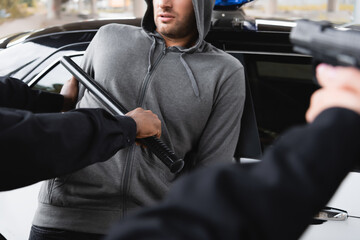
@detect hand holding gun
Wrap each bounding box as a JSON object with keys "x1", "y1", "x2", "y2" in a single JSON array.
[{"x1": 291, "y1": 20, "x2": 360, "y2": 172}]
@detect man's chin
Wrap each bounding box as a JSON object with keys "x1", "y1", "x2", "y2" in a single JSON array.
[{"x1": 157, "y1": 29, "x2": 176, "y2": 38}]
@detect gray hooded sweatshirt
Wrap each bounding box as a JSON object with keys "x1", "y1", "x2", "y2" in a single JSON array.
[{"x1": 33, "y1": 0, "x2": 245, "y2": 234}]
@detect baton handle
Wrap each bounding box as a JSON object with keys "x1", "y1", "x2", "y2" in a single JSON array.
[{"x1": 60, "y1": 56, "x2": 184, "y2": 173}]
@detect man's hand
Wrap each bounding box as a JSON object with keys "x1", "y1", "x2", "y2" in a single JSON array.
[
  {"x1": 126, "y1": 108, "x2": 161, "y2": 139},
  {"x1": 306, "y1": 64, "x2": 360, "y2": 122},
  {"x1": 60, "y1": 76, "x2": 79, "y2": 112}
]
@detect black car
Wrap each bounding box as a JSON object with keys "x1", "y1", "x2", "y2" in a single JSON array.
[{"x1": 0, "y1": 8, "x2": 359, "y2": 240}]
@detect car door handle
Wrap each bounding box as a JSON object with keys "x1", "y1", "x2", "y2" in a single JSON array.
[{"x1": 314, "y1": 207, "x2": 348, "y2": 221}]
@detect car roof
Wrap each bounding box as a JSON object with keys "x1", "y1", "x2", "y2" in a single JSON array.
[{"x1": 0, "y1": 18, "x2": 142, "y2": 49}]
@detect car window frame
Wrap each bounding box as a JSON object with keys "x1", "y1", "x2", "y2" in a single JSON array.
[{"x1": 28, "y1": 52, "x2": 85, "y2": 89}]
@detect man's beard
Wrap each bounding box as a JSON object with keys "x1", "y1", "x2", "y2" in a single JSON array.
[{"x1": 157, "y1": 19, "x2": 197, "y2": 40}]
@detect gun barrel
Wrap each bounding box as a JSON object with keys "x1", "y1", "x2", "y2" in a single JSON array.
[{"x1": 290, "y1": 20, "x2": 360, "y2": 68}]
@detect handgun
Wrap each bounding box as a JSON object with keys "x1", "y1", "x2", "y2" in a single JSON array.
[{"x1": 290, "y1": 19, "x2": 360, "y2": 82}]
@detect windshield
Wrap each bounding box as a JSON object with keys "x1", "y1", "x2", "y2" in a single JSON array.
[{"x1": 0, "y1": 0, "x2": 358, "y2": 38}]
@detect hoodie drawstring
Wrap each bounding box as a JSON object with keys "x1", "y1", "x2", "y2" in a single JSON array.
[
  {"x1": 147, "y1": 36, "x2": 200, "y2": 98},
  {"x1": 148, "y1": 37, "x2": 157, "y2": 73},
  {"x1": 180, "y1": 53, "x2": 200, "y2": 98}
]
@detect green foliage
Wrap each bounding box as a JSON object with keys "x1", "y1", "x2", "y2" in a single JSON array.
[
  {"x1": 21, "y1": 0, "x2": 35, "y2": 7},
  {"x1": 0, "y1": 0, "x2": 35, "y2": 18},
  {"x1": 0, "y1": 0, "x2": 14, "y2": 9},
  {"x1": 8, "y1": 3, "x2": 23, "y2": 18}
]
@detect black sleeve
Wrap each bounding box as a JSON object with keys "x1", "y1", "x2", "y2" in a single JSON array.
[
  {"x1": 0, "y1": 76, "x2": 64, "y2": 113},
  {"x1": 0, "y1": 107, "x2": 136, "y2": 191},
  {"x1": 104, "y1": 108, "x2": 360, "y2": 240}
]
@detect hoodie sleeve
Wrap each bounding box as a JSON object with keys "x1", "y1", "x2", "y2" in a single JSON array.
[
  {"x1": 104, "y1": 108, "x2": 360, "y2": 240},
  {"x1": 192, "y1": 67, "x2": 245, "y2": 168}
]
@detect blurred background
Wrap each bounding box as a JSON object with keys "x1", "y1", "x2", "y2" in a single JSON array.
[{"x1": 0, "y1": 0, "x2": 359, "y2": 37}]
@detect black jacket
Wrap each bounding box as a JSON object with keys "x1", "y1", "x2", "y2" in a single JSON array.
[
  {"x1": 0, "y1": 77, "x2": 136, "y2": 191},
  {"x1": 105, "y1": 108, "x2": 360, "y2": 240}
]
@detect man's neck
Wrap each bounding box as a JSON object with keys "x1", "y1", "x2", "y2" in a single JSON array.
[{"x1": 157, "y1": 32, "x2": 198, "y2": 48}]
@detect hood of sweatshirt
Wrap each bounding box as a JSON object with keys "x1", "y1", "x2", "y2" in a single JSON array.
[
  {"x1": 142, "y1": 0, "x2": 215, "y2": 52},
  {"x1": 141, "y1": 0, "x2": 216, "y2": 97}
]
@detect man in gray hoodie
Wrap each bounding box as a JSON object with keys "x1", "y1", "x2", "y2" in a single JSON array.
[{"x1": 30, "y1": 0, "x2": 245, "y2": 239}]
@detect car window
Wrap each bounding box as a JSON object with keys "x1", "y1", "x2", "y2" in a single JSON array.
[
  {"x1": 31, "y1": 55, "x2": 83, "y2": 93},
  {"x1": 230, "y1": 52, "x2": 318, "y2": 150},
  {"x1": 256, "y1": 61, "x2": 312, "y2": 81},
  {"x1": 251, "y1": 55, "x2": 318, "y2": 149}
]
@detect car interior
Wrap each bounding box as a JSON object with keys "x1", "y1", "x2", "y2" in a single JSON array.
[{"x1": 231, "y1": 52, "x2": 318, "y2": 153}]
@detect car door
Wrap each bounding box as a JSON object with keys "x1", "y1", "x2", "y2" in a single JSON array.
[
  {"x1": 301, "y1": 173, "x2": 360, "y2": 240},
  {"x1": 229, "y1": 49, "x2": 360, "y2": 240}
]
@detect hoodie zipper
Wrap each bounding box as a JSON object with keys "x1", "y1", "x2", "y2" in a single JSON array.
[
  {"x1": 121, "y1": 145, "x2": 135, "y2": 217},
  {"x1": 122, "y1": 45, "x2": 167, "y2": 216},
  {"x1": 137, "y1": 46, "x2": 167, "y2": 106}
]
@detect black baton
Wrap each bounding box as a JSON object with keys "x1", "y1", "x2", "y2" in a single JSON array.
[{"x1": 60, "y1": 56, "x2": 184, "y2": 173}]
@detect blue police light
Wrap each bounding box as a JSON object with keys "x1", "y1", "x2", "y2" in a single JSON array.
[{"x1": 214, "y1": 0, "x2": 254, "y2": 10}]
